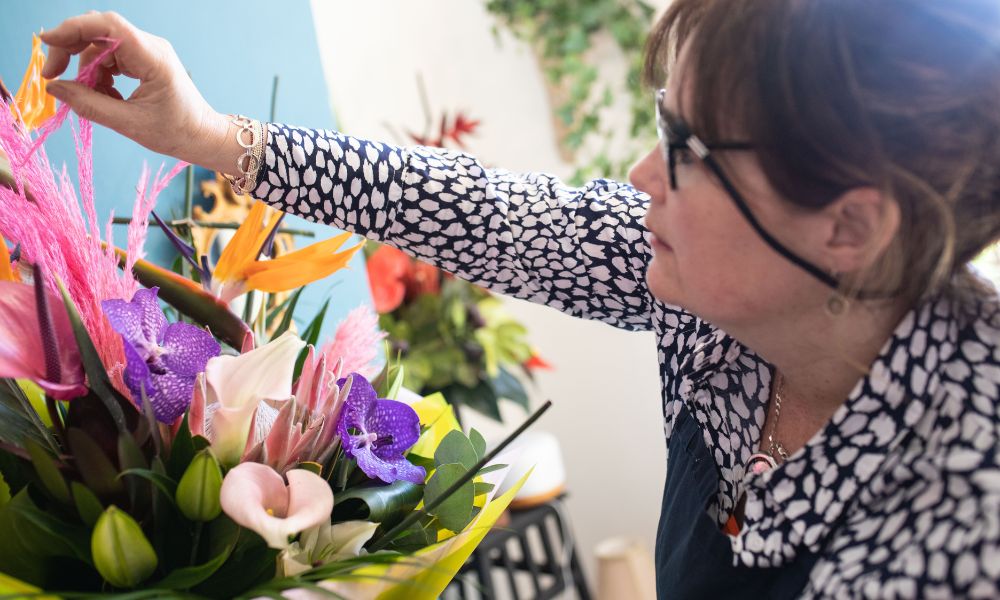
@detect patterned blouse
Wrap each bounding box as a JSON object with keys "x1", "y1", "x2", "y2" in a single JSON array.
[{"x1": 251, "y1": 123, "x2": 1000, "y2": 598}]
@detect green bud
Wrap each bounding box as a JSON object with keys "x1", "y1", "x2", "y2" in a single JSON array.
[
  {"x1": 91, "y1": 505, "x2": 158, "y2": 588},
  {"x1": 175, "y1": 448, "x2": 223, "y2": 521}
]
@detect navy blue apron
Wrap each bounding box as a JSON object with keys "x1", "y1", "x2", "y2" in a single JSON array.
[{"x1": 655, "y1": 405, "x2": 821, "y2": 599}]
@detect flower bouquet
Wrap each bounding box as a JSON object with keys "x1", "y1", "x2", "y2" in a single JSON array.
[{"x1": 0, "y1": 37, "x2": 544, "y2": 598}]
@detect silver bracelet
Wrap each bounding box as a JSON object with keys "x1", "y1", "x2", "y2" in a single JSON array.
[{"x1": 224, "y1": 114, "x2": 266, "y2": 196}]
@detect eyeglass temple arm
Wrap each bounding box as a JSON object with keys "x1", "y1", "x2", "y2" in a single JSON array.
[{"x1": 694, "y1": 148, "x2": 842, "y2": 291}]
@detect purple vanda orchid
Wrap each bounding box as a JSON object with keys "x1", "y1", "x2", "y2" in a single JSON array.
[
  {"x1": 336, "y1": 373, "x2": 426, "y2": 485},
  {"x1": 102, "y1": 287, "x2": 220, "y2": 423}
]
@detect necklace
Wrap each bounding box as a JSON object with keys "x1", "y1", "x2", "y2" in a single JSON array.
[{"x1": 746, "y1": 370, "x2": 790, "y2": 474}]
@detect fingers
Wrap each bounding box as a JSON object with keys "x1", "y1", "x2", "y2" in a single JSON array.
[
  {"x1": 46, "y1": 80, "x2": 133, "y2": 131},
  {"x1": 41, "y1": 12, "x2": 155, "y2": 80}
]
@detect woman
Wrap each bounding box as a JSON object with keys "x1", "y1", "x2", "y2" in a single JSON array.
[{"x1": 38, "y1": 1, "x2": 1000, "y2": 597}]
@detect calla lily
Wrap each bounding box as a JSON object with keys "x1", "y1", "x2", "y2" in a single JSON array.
[
  {"x1": 211, "y1": 201, "x2": 364, "y2": 303},
  {"x1": 219, "y1": 462, "x2": 333, "y2": 549},
  {"x1": 279, "y1": 520, "x2": 379, "y2": 577},
  {"x1": 12, "y1": 35, "x2": 56, "y2": 132},
  {"x1": 203, "y1": 331, "x2": 306, "y2": 465},
  {"x1": 0, "y1": 279, "x2": 86, "y2": 399}
]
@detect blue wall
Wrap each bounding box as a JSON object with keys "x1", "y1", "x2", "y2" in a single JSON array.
[{"x1": 1, "y1": 0, "x2": 372, "y2": 343}]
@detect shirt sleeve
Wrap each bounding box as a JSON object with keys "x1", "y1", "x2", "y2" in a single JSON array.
[{"x1": 252, "y1": 122, "x2": 657, "y2": 331}]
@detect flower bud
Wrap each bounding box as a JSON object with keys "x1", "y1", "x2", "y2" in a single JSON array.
[
  {"x1": 176, "y1": 448, "x2": 223, "y2": 521},
  {"x1": 91, "y1": 506, "x2": 157, "y2": 588}
]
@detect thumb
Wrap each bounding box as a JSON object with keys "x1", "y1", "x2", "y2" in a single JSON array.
[{"x1": 46, "y1": 80, "x2": 130, "y2": 130}]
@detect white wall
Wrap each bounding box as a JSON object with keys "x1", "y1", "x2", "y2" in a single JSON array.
[{"x1": 310, "y1": 1, "x2": 668, "y2": 590}]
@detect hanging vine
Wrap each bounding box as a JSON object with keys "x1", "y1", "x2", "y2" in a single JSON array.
[{"x1": 485, "y1": 0, "x2": 657, "y2": 184}]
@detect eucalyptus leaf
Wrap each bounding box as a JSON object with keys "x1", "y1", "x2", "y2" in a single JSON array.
[
  {"x1": 469, "y1": 428, "x2": 487, "y2": 460},
  {"x1": 477, "y1": 463, "x2": 507, "y2": 475},
  {"x1": 434, "y1": 430, "x2": 478, "y2": 471},
  {"x1": 473, "y1": 481, "x2": 495, "y2": 496},
  {"x1": 424, "y1": 463, "x2": 475, "y2": 533}
]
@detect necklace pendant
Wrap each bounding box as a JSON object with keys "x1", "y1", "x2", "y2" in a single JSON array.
[{"x1": 747, "y1": 453, "x2": 777, "y2": 474}]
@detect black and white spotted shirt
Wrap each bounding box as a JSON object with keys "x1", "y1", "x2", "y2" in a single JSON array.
[{"x1": 252, "y1": 123, "x2": 1000, "y2": 598}]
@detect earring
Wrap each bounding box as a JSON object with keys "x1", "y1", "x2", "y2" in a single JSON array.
[{"x1": 825, "y1": 269, "x2": 849, "y2": 317}]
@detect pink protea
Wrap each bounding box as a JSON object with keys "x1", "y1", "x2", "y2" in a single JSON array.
[{"x1": 319, "y1": 305, "x2": 386, "y2": 379}]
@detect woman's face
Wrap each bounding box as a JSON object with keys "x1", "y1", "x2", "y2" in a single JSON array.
[{"x1": 629, "y1": 66, "x2": 831, "y2": 329}]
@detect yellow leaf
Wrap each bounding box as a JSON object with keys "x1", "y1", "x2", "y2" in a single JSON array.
[
  {"x1": 13, "y1": 35, "x2": 57, "y2": 132},
  {"x1": 409, "y1": 392, "x2": 461, "y2": 458}
]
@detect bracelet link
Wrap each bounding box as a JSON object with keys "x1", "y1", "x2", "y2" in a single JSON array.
[{"x1": 224, "y1": 114, "x2": 266, "y2": 196}]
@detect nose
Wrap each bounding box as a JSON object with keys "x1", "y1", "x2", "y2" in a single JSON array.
[{"x1": 628, "y1": 144, "x2": 667, "y2": 203}]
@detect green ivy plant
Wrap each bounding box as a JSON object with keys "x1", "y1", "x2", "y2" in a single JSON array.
[{"x1": 485, "y1": 0, "x2": 657, "y2": 184}]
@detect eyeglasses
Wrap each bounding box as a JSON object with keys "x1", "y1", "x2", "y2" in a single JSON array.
[{"x1": 654, "y1": 88, "x2": 840, "y2": 291}]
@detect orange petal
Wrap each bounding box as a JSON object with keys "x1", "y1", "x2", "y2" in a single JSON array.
[
  {"x1": 13, "y1": 35, "x2": 57, "y2": 132},
  {"x1": 213, "y1": 202, "x2": 281, "y2": 284},
  {"x1": 0, "y1": 235, "x2": 18, "y2": 282},
  {"x1": 243, "y1": 235, "x2": 364, "y2": 293}
]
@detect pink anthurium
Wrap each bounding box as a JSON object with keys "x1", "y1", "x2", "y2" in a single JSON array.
[
  {"x1": 202, "y1": 331, "x2": 306, "y2": 466},
  {"x1": 0, "y1": 279, "x2": 86, "y2": 399},
  {"x1": 219, "y1": 462, "x2": 334, "y2": 549}
]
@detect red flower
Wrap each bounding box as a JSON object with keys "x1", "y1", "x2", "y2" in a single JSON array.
[{"x1": 366, "y1": 246, "x2": 443, "y2": 313}]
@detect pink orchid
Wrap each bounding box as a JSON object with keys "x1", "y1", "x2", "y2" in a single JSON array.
[
  {"x1": 192, "y1": 332, "x2": 306, "y2": 466},
  {"x1": 0, "y1": 279, "x2": 86, "y2": 399},
  {"x1": 219, "y1": 462, "x2": 333, "y2": 549}
]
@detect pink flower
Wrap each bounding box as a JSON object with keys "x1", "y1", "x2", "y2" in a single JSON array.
[
  {"x1": 319, "y1": 305, "x2": 385, "y2": 379},
  {"x1": 0, "y1": 280, "x2": 85, "y2": 399},
  {"x1": 219, "y1": 462, "x2": 333, "y2": 549}
]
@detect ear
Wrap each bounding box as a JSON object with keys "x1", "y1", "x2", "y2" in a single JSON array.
[{"x1": 823, "y1": 187, "x2": 900, "y2": 273}]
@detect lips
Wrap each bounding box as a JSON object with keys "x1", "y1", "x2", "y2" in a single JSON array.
[{"x1": 647, "y1": 231, "x2": 672, "y2": 252}]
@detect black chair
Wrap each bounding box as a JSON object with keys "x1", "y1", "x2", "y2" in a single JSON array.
[{"x1": 443, "y1": 496, "x2": 593, "y2": 600}]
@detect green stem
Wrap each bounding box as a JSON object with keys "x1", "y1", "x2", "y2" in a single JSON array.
[
  {"x1": 190, "y1": 521, "x2": 203, "y2": 565},
  {"x1": 367, "y1": 399, "x2": 552, "y2": 553},
  {"x1": 111, "y1": 217, "x2": 315, "y2": 238}
]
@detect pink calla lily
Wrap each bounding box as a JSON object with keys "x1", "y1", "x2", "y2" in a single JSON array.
[
  {"x1": 0, "y1": 280, "x2": 86, "y2": 399},
  {"x1": 203, "y1": 331, "x2": 306, "y2": 465},
  {"x1": 219, "y1": 462, "x2": 334, "y2": 549}
]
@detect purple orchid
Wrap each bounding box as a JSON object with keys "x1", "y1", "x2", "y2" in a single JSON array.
[
  {"x1": 102, "y1": 287, "x2": 220, "y2": 423},
  {"x1": 336, "y1": 373, "x2": 426, "y2": 485}
]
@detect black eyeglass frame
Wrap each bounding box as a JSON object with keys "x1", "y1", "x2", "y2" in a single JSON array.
[{"x1": 654, "y1": 88, "x2": 841, "y2": 291}]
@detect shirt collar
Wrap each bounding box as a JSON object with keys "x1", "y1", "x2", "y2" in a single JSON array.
[{"x1": 730, "y1": 294, "x2": 963, "y2": 567}]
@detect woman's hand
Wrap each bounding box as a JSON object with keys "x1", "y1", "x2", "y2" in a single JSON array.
[{"x1": 40, "y1": 11, "x2": 232, "y2": 172}]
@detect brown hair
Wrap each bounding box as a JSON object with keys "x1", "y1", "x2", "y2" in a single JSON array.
[{"x1": 643, "y1": 0, "x2": 1000, "y2": 307}]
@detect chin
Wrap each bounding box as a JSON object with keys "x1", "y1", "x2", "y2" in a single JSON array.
[{"x1": 645, "y1": 263, "x2": 684, "y2": 307}]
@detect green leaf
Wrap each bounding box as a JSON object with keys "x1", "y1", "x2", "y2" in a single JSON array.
[
  {"x1": 332, "y1": 480, "x2": 423, "y2": 528},
  {"x1": 67, "y1": 427, "x2": 124, "y2": 497},
  {"x1": 55, "y1": 279, "x2": 128, "y2": 433},
  {"x1": 424, "y1": 463, "x2": 475, "y2": 533},
  {"x1": 473, "y1": 481, "x2": 495, "y2": 496},
  {"x1": 271, "y1": 286, "x2": 305, "y2": 339},
  {"x1": 0, "y1": 379, "x2": 57, "y2": 451},
  {"x1": 0, "y1": 470, "x2": 9, "y2": 508},
  {"x1": 477, "y1": 463, "x2": 507, "y2": 475},
  {"x1": 166, "y1": 412, "x2": 196, "y2": 480},
  {"x1": 154, "y1": 542, "x2": 233, "y2": 589},
  {"x1": 434, "y1": 430, "x2": 478, "y2": 471},
  {"x1": 444, "y1": 381, "x2": 502, "y2": 421},
  {"x1": 470, "y1": 428, "x2": 487, "y2": 461},
  {"x1": 491, "y1": 367, "x2": 530, "y2": 411},
  {"x1": 71, "y1": 481, "x2": 104, "y2": 527},
  {"x1": 9, "y1": 488, "x2": 91, "y2": 563},
  {"x1": 118, "y1": 431, "x2": 150, "y2": 508},
  {"x1": 118, "y1": 468, "x2": 178, "y2": 501},
  {"x1": 380, "y1": 362, "x2": 405, "y2": 401},
  {"x1": 25, "y1": 439, "x2": 70, "y2": 505},
  {"x1": 301, "y1": 298, "x2": 330, "y2": 347}
]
